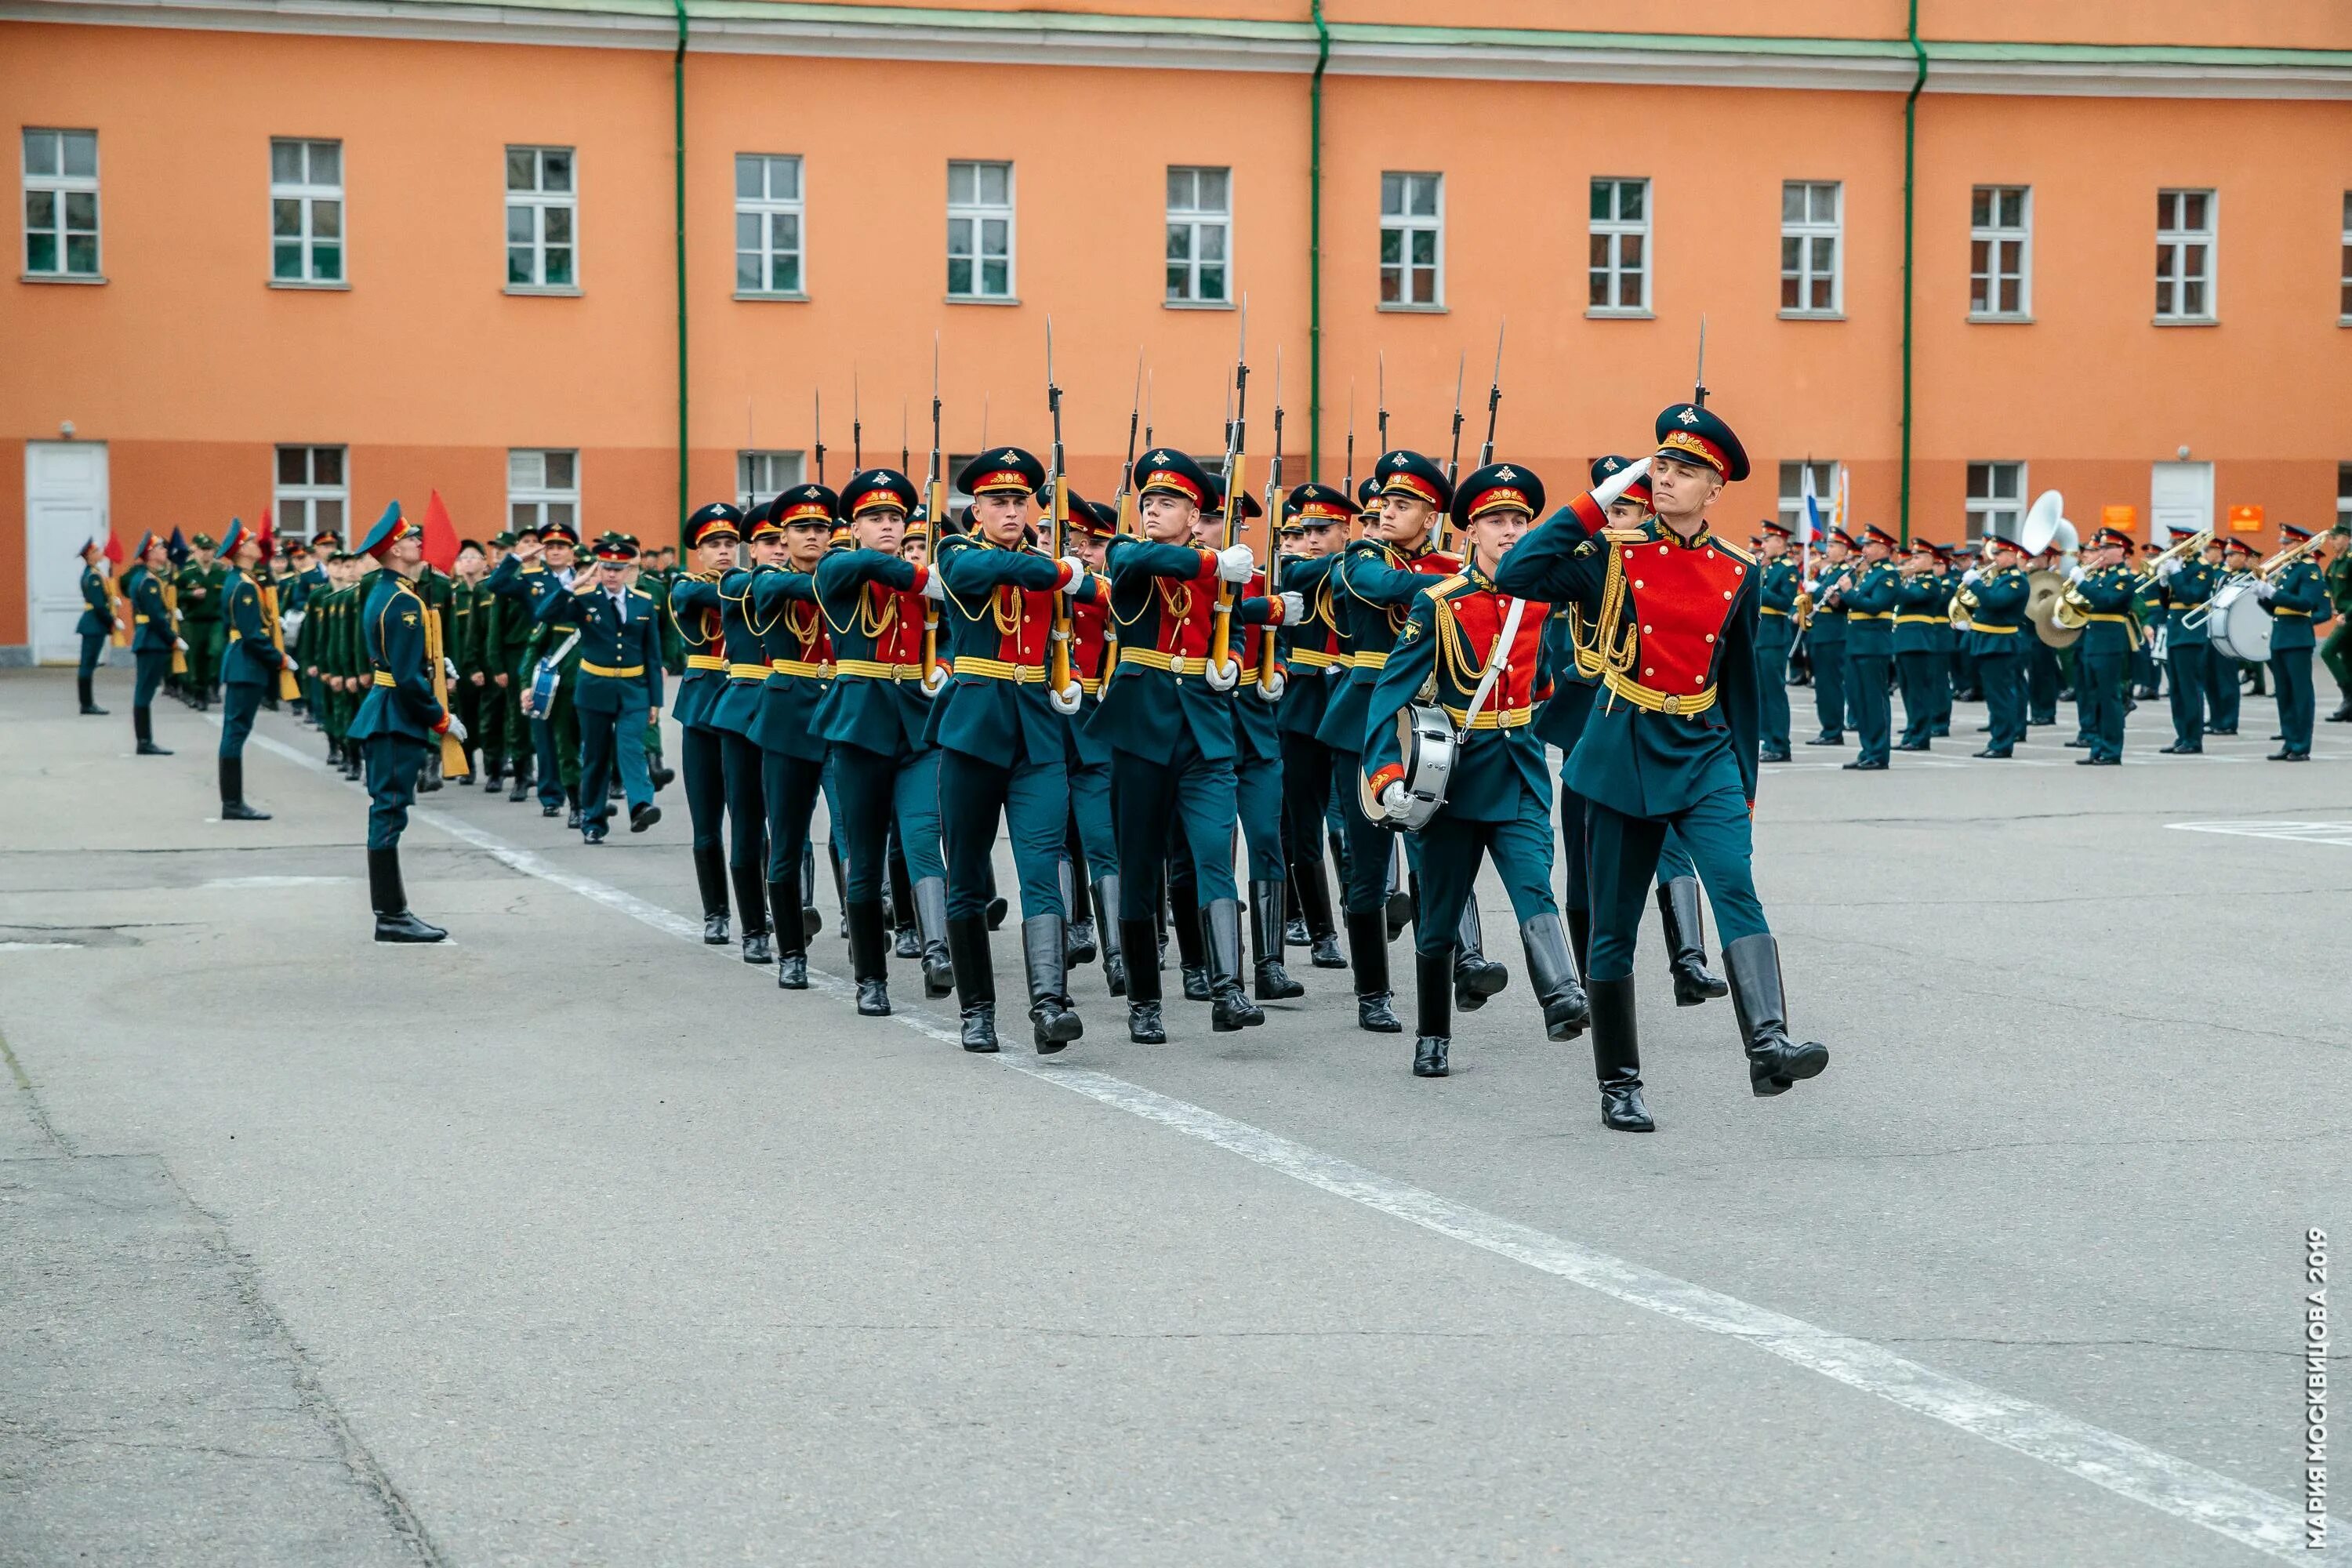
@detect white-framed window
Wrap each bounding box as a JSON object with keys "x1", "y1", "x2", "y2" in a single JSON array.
[
  {"x1": 1969, "y1": 184, "x2": 2029, "y2": 320},
  {"x1": 1965, "y1": 461, "x2": 2027, "y2": 541},
  {"x1": 506, "y1": 147, "x2": 575, "y2": 291},
  {"x1": 1379, "y1": 172, "x2": 1443, "y2": 308},
  {"x1": 1780, "y1": 180, "x2": 1842, "y2": 316},
  {"x1": 2337, "y1": 192, "x2": 2349, "y2": 322},
  {"x1": 22, "y1": 127, "x2": 100, "y2": 279},
  {"x1": 2154, "y1": 189, "x2": 2215, "y2": 322},
  {"x1": 738, "y1": 449, "x2": 804, "y2": 511},
  {"x1": 735, "y1": 154, "x2": 803, "y2": 298},
  {"x1": 1166, "y1": 165, "x2": 1232, "y2": 306},
  {"x1": 274, "y1": 446, "x2": 347, "y2": 539},
  {"x1": 1777, "y1": 460, "x2": 1836, "y2": 538},
  {"x1": 1588, "y1": 176, "x2": 1650, "y2": 314},
  {"x1": 508, "y1": 448, "x2": 579, "y2": 534},
  {"x1": 2338, "y1": 462, "x2": 2350, "y2": 530},
  {"x1": 270, "y1": 139, "x2": 343, "y2": 285},
  {"x1": 946, "y1": 160, "x2": 1013, "y2": 301}
]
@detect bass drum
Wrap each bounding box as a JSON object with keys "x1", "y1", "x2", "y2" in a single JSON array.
[
  {"x1": 1362, "y1": 703, "x2": 1454, "y2": 833},
  {"x1": 2206, "y1": 579, "x2": 2273, "y2": 664}
]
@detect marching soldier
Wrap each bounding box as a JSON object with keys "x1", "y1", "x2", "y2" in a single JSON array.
[
  {"x1": 2151, "y1": 520, "x2": 2216, "y2": 753},
  {"x1": 1802, "y1": 528, "x2": 1853, "y2": 746},
  {"x1": 1091, "y1": 447, "x2": 1273, "y2": 1043},
  {"x1": 174, "y1": 532, "x2": 222, "y2": 709},
  {"x1": 669, "y1": 504, "x2": 746, "y2": 944},
  {"x1": 74, "y1": 539, "x2": 114, "y2": 715},
  {"x1": 2207, "y1": 535, "x2": 2256, "y2": 735},
  {"x1": 213, "y1": 519, "x2": 283, "y2": 820},
  {"x1": 710, "y1": 500, "x2": 789, "y2": 964},
  {"x1": 1361, "y1": 462, "x2": 1588, "y2": 1079},
  {"x1": 559, "y1": 533, "x2": 666, "y2": 842},
  {"x1": 1893, "y1": 538, "x2": 1945, "y2": 752},
  {"x1": 2324, "y1": 528, "x2": 2352, "y2": 722},
  {"x1": 1837, "y1": 525, "x2": 1900, "y2": 770},
  {"x1": 484, "y1": 522, "x2": 588, "y2": 821},
  {"x1": 748, "y1": 488, "x2": 840, "y2": 987},
  {"x1": 2260, "y1": 522, "x2": 2332, "y2": 761},
  {"x1": 1271, "y1": 483, "x2": 1354, "y2": 971},
  {"x1": 124, "y1": 533, "x2": 178, "y2": 756},
  {"x1": 2067, "y1": 525, "x2": 2142, "y2": 765},
  {"x1": 814, "y1": 476, "x2": 953, "y2": 1015},
  {"x1": 1753, "y1": 521, "x2": 1798, "y2": 760},
  {"x1": 1958, "y1": 535, "x2": 2031, "y2": 757},
  {"x1": 348, "y1": 503, "x2": 460, "y2": 942},
  {"x1": 927, "y1": 454, "x2": 1098, "y2": 1052},
  {"x1": 1496, "y1": 404, "x2": 1831, "y2": 1133},
  {"x1": 1063, "y1": 498, "x2": 1129, "y2": 995}
]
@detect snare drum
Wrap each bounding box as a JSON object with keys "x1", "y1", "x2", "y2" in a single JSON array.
[
  {"x1": 1363, "y1": 703, "x2": 1454, "y2": 832},
  {"x1": 2206, "y1": 579, "x2": 2273, "y2": 665}
]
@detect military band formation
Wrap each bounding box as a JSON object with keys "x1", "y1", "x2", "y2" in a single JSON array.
[{"x1": 79, "y1": 360, "x2": 2348, "y2": 1135}]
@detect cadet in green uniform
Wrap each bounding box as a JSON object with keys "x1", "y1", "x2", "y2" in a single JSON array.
[
  {"x1": 74, "y1": 539, "x2": 114, "y2": 715},
  {"x1": 1269, "y1": 484, "x2": 1353, "y2": 970},
  {"x1": 174, "y1": 533, "x2": 222, "y2": 708},
  {"x1": 560, "y1": 533, "x2": 666, "y2": 840},
  {"x1": 2321, "y1": 533, "x2": 2352, "y2": 723},
  {"x1": 213, "y1": 519, "x2": 283, "y2": 820},
  {"x1": 2151, "y1": 521, "x2": 2216, "y2": 753},
  {"x1": 1893, "y1": 539, "x2": 1946, "y2": 751},
  {"x1": 1958, "y1": 536, "x2": 2031, "y2": 757},
  {"x1": 2068, "y1": 525, "x2": 2143, "y2": 764},
  {"x1": 1496, "y1": 404, "x2": 1831, "y2": 1134},
  {"x1": 1802, "y1": 528, "x2": 1853, "y2": 745},
  {"x1": 445, "y1": 539, "x2": 487, "y2": 782},
  {"x1": 1753, "y1": 521, "x2": 1798, "y2": 760},
  {"x1": 348, "y1": 503, "x2": 459, "y2": 942},
  {"x1": 124, "y1": 533, "x2": 178, "y2": 754},
  {"x1": 1361, "y1": 462, "x2": 1588, "y2": 1079},
  {"x1": 748, "y1": 489, "x2": 838, "y2": 989},
  {"x1": 485, "y1": 522, "x2": 587, "y2": 822},
  {"x1": 1837, "y1": 525, "x2": 1900, "y2": 769},
  {"x1": 2261, "y1": 523, "x2": 2336, "y2": 760},
  {"x1": 485, "y1": 527, "x2": 542, "y2": 799}
]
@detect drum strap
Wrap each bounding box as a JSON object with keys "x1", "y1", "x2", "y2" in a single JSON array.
[{"x1": 1456, "y1": 597, "x2": 1526, "y2": 738}]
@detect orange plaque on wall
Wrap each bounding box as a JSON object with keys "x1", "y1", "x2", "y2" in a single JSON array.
[
  {"x1": 2227, "y1": 503, "x2": 2263, "y2": 532},
  {"x1": 2100, "y1": 505, "x2": 2136, "y2": 529}
]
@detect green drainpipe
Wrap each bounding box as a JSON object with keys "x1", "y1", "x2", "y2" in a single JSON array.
[
  {"x1": 1898, "y1": 0, "x2": 1926, "y2": 545},
  {"x1": 1308, "y1": 0, "x2": 1329, "y2": 479},
  {"x1": 673, "y1": 0, "x2": 690, "y2": 541}
]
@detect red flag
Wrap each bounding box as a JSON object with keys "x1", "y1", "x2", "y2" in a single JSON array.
[
  {"x1": 103, "y1": 532, "x2": 125, "y2": 565},
  {"x1": 418, "y1": 490, "x2": 460, "y2": 573},
  {"x1": 257, "y1": 506, "x2": 276, "y2": 558}
]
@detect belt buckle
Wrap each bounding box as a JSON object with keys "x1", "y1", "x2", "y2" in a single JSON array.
[
  {"x1": 1660, "y1": 693, "x2": 1682, "y2": 716},
  {"x1": 1170, "y1": 654, "x2": 1188, "y2": 676}
]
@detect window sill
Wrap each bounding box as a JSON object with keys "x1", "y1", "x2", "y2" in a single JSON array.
[
  {"x1": 506, "y1": 284, "x2": 583, "y2": 298},
  {"x1": 20, "y1": 271, "x2": 107, "y2": 285},
  {"x1": 1585, "y1": 307, "x2": 1653, "y2": 321},
  {"x1": 734, "y1": 290, "x2": 809, "y2": 303},
  {"x1": 1967, "y1": 312, "x2": 2033, "y2": 325},
  {"x1": 1163, "y1": 298, "x2": 1236, "y2": 311},
  {"x1": 946, "y1": 294, "x2": 1021, "y2": 307},
  {"x1": 1377, "y1": 302, "x2": 1448, "y2": 314},
  {"x1": 2152, "y1": 316, "x2": 2217, "y2": 327},
  {"x1": 1777, "y1": 310, "x2": 1845, "y2": 321},
  {"x1": 270, "y1": 278, "x2": 350, "y2": 291}
]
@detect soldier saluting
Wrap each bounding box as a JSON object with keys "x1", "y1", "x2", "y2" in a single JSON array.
[{"x1": 1496, "y1": 404, "x2": 1830, "y2": 1133}]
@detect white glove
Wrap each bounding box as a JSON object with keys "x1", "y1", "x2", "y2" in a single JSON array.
[
  {"x1": 1057, "y1": 557, "x2": 1086, "y2": 586},
  {"x1": 281, "y1": 608, "x2": 306, "y2": 637},
  {"x1": 1377, "y1": 781, "x2": 1409, "y2": 819},
  {"x1": 2255, "y1": 579, "x2": 2275, "y2": 604},
  {"x1": 1278, "y1": 591, "x2": 1306, "y2": 624},
  {"x1": 176, "y1": 637, "x2": 190, "y2": 652},
  {"x1": 2065, "y1": 565, "x2": 2085, "y2": 584},
  {"x1": 2156, "y1": 557, "x2": 2182, "y2": 580},
  {"x1": 918, "y1": 572, "x2": 946, "y2": 601},
  {"x1": 1802, "y1": 577, "x2": 1820, "y2": 594},
  {"x1": 443, "y1": 657, "x2": 458, "y2": 681},
  {"x1": 1591, "y1": 456, "x2": 1650, "y2": 510},
  {"x1": 441, "y1": 713, "x2": 468, "y2": 744},
  {"x1": 1216, "y1": 545, "x2": 1255, "y2": 584},
  {"x1": 1961, "y1": 567, "x2": 1982, "y2": 585}
]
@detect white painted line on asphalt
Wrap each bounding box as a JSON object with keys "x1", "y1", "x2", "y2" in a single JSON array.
[
  {"x1": 2168, "y1": 820, "x2": 2352, "y2": 848},
  {"x1": 203, "y1": 874, "x2": 354, "y2": 888},
  {"x1": 240, "y1": 723, "x2": 2302, "y2": 1562},
  {"x1": 0, "y1": 941, "x2": 85, "y2": 951}
]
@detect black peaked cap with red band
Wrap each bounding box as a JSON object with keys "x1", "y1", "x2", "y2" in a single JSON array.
[
  {"x1": 952, "y1": 449, "x2": 1045, "y2": 500},
  {"x1": 1283, "y1": 482, "x2": 1354, "y2": 526},
  {"x1": 1131, "y1": 448, "x2": 1214, "y2": 510},
  {"x1": 840, "y1": 469, "x2": 914, "y2": 519},
  {"x1": 1373, "y1": 448, "x2": 1453, "y2": 513},
  {"x1": 1451, "y1": 462, "x2": 1546, "y2": 528},
  {"x1": 685, "y1": 502, "x2": 743, "y2": 546},
  {"x1": 775, "y1": 483, "x2": 843, "y2": 530},
  {"x1": 1653, "y1": 402, "x2": 1751, "y2": 483}
]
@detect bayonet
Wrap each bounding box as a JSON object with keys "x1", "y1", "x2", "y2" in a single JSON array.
[
  {"x1": 851, "y1": 366, "x2": 862, "y2": 470},
  {"x1": 1445, "y1": 350, "x2": 1466, "y2": 484},
  {"x1": 1376, "y1": 352, "x2": 1388, "y2": 452},
  {"x1": 1694, "y1": 314, "x2": 1709, "y2": 408},
  {"x1": 1477, "y1": 320, "x2": 1505, "y2": 469},
  {"x1": 813, "y1": 388, "x2": 825, "y2": 485}
]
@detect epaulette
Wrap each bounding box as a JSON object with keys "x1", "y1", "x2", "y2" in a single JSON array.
[
  {"x1": 1420, "y1": 574, "x2": 1469, "y2": 601},
  {"x1": 1715, "y1": 538, "x2": 1755, "y2": 567},
  {"x1": 1600, "y1": 526, "x2": 1648, "y2": 545}
]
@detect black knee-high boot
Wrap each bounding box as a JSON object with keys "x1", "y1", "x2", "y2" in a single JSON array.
[
  {"x1": 1345, "y1": 908, "x2": 1399, "y2": 1033},
  {"x1": 1588, "y1": 977, "x2": 1652, "y2": 1131},
  {"x1": 1413, "y1": 949, "x2": 1451, "y2": 1078},
  {"x1": 693, "y1": 846, "x2": 731, "y2": 945},
  {"x1": 770, "y1": 877, "x2": 808, "y2": 990}
]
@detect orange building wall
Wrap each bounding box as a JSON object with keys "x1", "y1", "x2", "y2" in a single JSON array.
[{"x1": 5, "y1": 16, "x2": 2350, "y2": 650}]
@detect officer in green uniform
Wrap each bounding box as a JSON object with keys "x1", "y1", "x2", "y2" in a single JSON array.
[
  {"x1": 1926, "y1": 543, "x2": 1958, "y2": 735},
  {"x1": 1090, "y1": 448, "x2": 1272, "y2": 1043},
  {"x1": 1958, "y1": 535, "x2": 2031, "y2": 757},
  {"x1": 348, "y1": 503, "x2": 459, "y2": 942},
  {"x1": 2151, "y1": 521, "x2": 2216, "y2": 753},
  {"x1": 1802, "y1": 528, "x2": 1853, "y2": 746},
  {"x1": 73, "y1": 539, "x2": 114, "y2": 715},
  {"x1": 2261, "y1": 523, "x2": 2336, "y2": 760},
  {"x1": 1753, "y1": 521, "x2": 1798, "y2": 760},
  {"x1": 124, "y1": 533, "x2": 178, "y2": 755},
  {"x1": 485, "y1": 527, "x2": 542, "y2": 799},
  {"x1": 1496, "y1": 404, "x2": 1831, "y2": 1134},
  {"x1": 485, "y1": 521, "x2": 587, "y2": 822},
  {"x1": 2321, "y1": 532, "x2": 2352, "y2": 722},
  {"x1": 1837, "y1": 524, "x2": 1900, "y2": 769},
  {"x1": 1893, "y1": 539, "x2": 1946, "y2": 752},
  {"x1": 1361, "y1": 462, "x2": 1588, "y2": 1079},
  {"x1": 322, "y1": 552, "x2": 365, "y2": 775},
  {"x1": 469, "y1": 533, "x2": 512, "y2": 788},
  {"x1": 445, "y1": 539, "x2": 486, "y2": 782},
  {"x1": 2068, "y1": 525, "x2": 2143, "y2": 765},
  {"x1": 213, "y1": 519, "x2": 283, "y2": 821},
  {"x1": 1269, "y1": 483, "x2": 1354, "y2": 971},
  {"x1": 1947, "y1": 542, "x2": 1981, "y2": 703},
  {"x1": 558, "y1": 532, "x2": 666, "y2": 840},
  {"x1": 174, "y1": 533, "x2": 222, "y2": 708}
]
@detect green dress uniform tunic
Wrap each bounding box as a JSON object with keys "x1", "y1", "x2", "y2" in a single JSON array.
[
  {"x1": 347, "y1": 567, "x2": 446, "y2": 848},
  {"x1": 2265, "y1": 549, "x2": 2331, "y2": 757},
  {"x1": 216, "y1": 564, "x2": 284, "y2": 760},
  {"x1": 1839, "y1": 556, "x2": 1899, "y2": 767},
  {"x1": 75, "y1": 562, "x2": 112, "y2": 685},
  {"x1": 2070, "y1": 558, "x2": 2143, "y2": 763},
  {"x1": 126, "y1": 564, "x2": 178, "y2": 736},
  {"x1": 1754, "y1": 552, "x2": 1798, "y2": 756},
  {"x1": 746, "y1": 567, "x2": 833, "y2": 971},
  {"x1": 2154, "y1": 556, "x2": 2217, "y2": 750},
  {"x1": 554, "y1": 575, "x2": 665, "y2": 835},
  {"x1": 1958, "y1": 561, "x2": 2031, "y2": 754},
  {"x1": 1892, "y1": 571, "x2": 1947, "y2": 750},
  {"x1": 1273, "y1": 547, "x2": 1348, "y2": 949},
  {"x1": 1805, "y1": 557, "x2": 1850, "y2": 742},
  {"x1": 2320, "y1": 548, "x2": 2352, "y2": 712},
  {"x1": 483, "y1": 552, "x2": 584, "y2": 813}
]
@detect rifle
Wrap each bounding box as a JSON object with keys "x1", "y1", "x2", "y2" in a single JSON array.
[
  {"x1": 1476, "y1": 321, "x2": 1505, "y2": 468},
  {"x1": 1142, "y1": 370, "x2": 1154, "y2": 452},
  {"x1": 260, "y1": 577, "x2": 300, "y2": 701},
  {"x1": 1252, "y1": 347, "x2": 1287, "y2": 701},
  {"x1": 851, "y1": 368, "x2": 863, "y2": 470},
  {"x1": 1044, "y1": 318, "x2": 1081, "y2": 714},
  {"x1": 899, "y1": 400, "x2": 909, "y2": 476},
  {"x1": 1439, "y1": 350, "x2": 1465, "y2": 553},
  {"x1": 1115, "y1": 350, "x2": 1143, "y2": 537},
  {"x1": 1375, "y1": 352, "x2": 1388, "y2": 453},
  {"x1": 1343, "y1": 383, "x2": 1356, "y2": 509},
  {"x1": 920, "y1": 333, "x2": 946, "y2": 694},
  {"x1": 1694, "y1": 314, "x2": 1709, "y2": 408},
  {"x1": 1205, "y1": 298, "x2": 1250, "y2": 691},
  {"x1": 813, "y1": 388, "x2": 826, "y2": 485}
]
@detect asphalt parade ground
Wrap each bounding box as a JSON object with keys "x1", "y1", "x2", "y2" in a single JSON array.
[{"x1": 2, "y1": 665, "x2": 2340, "y2": 1566}]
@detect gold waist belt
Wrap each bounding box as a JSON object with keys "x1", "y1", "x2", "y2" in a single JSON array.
[
  {"x1": 1288, "y1": 648, "x2": 1343, "y2": 669},
  {"x1": 1601, "y1": 669, "x2": 1718, "y2": 717},
  {"x1": 579, "y1": 662, "x2": 644, "y2": 678},
  {"x1": 1352, "y1": 649, "x2": 1389, "y2": 670},
  {"x1": 953, "y1": 656, "x2": 1045, "y2": 683},
  {"x1": 1893, "y1": 614, "x2": 1945, "y2": 625},
  {"x1": 372, "y1": 670, "x2": 396, "y2": 687},
  {"x1": 768, "y1": 659, "x2": 831, "y2": 678},
  {"x1": 1116, "y1": 648, "x2": 1208, "y2": 675},
  {"x1": 1848, "y1": 611, "x2": 1893, "y2": 622},
  {"x1": 1443, "y1": 702, "x2": 1534, "y2": 731},
  {"x1": 1965, "y1": 622, "x2": 2019, "y2": 636},
  {"x1": 833, "y1": 659, "x2": 923, "y2": 680},
  {"x1": 728, "y1": 662, "x2": 770, "y2": 681},
  {"x1": 2085, "y1": 614, "x2": 2133, "y2": 625},
  {"x1": 1759, "y1": 606, "x2": 1789, "y2": 617},
  {"x1": 686, "y1": 654, "x2": 728, "y2": 671}
]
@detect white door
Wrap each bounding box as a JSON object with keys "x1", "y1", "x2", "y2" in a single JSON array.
[
  {"x1": 2149, "y1": 460, "x2": 2212, "y2": 543},
  {"x1": 24, "y1": 441, "x2": 109, "y2": 663}
]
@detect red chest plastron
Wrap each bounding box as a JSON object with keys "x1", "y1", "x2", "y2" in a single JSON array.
[
  {"x1": 1620, "y1": 539, "x2": 1748, "y2": 696},
  {"x1": 785, "y1": 602, "x2": 831, "y2": 665},
  {"x1": 1448, "y1": 589, "x2": 1550, "y2": 710},
  {"x1": 1155, "y1": 571, "x2": 1214, "y2": 659},
  {"x1": 866, "y1": 584, "x2": 923, "y2": 664},
  {"x1": 988, "y1": 583, "x2": 1057, "y2": 665},
  {"x1": 1071, "y1": 591, "x2": 1109, "y2": 681},
  {"x1": 1411, "y1": 551, "x2": 1461, "y2": 579}
]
